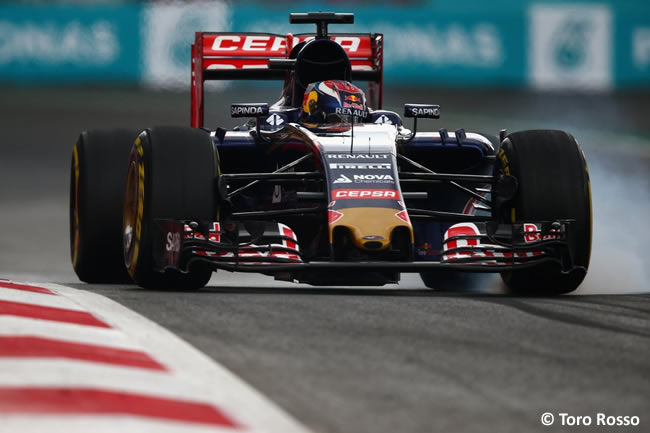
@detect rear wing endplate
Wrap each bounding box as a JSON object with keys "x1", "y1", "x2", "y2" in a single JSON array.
[{"x1": 191, "y1": 32, "x2": 384, "y2": 127}]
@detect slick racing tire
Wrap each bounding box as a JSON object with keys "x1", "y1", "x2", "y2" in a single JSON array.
[
  {"x1": 70, "y1": 129, "x2": 141, "y2": 283},
  {"x1": 123, "y1": 127, "x2": 216, "y2": 290},
  {"x1": 495, "y1": 130, "x2": 592, "y2": 295}
]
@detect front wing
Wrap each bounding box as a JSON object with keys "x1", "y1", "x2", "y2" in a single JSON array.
[{"x1": 153, "y1": 218, "x2": 586, "y2": 278}]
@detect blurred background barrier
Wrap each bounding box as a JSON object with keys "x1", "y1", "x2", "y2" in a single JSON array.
[
  {"x1": 0, "y1": 3, "x2": 142, "y2": 83},
  {"x1": 0, "y1": 0, "x2": 648, "y2": 89}
]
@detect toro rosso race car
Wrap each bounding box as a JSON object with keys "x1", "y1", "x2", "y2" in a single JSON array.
[{"x1": 70, "y1": 12, "x2": 592, "y2": 295}]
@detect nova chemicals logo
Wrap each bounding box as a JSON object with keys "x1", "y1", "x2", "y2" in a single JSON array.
[
  {"x1": 353, "y1": 174, "x2": 394, "y2": 184},
  {"x1": 266, "y1": 113, "x2": 284, "y2": 126},
  {"x1": 374, "y1": 115, "x2": 393, "y2": 125},
  {"x1": 333, "y1": 174, "x2": 352, "y2": 184}
]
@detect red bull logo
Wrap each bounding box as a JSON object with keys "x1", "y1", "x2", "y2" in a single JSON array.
[
  {"x1": 303, "y1": 90, "x2": 318, "y2": 115},
  {"x1": 345, "y1": 94, "x2": 360, "y2": 102}
]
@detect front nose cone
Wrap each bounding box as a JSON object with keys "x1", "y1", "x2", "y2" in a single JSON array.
[
  {"x1": 328, "y1": 207, "x2": 412, "y2": 251},
  {"x1": 362, "y1": 239, "x2": 384, "y2": 250}
]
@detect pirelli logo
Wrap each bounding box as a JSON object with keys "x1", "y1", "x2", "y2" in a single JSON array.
[
  {"x1": 332, "y1": 189, "x2": 401, "y2": 200},
  {"x1": 329, "y1": 163, "x2": 391, "y2": 170}
]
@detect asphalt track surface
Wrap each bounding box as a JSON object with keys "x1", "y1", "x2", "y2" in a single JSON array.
[{"x1": 1, "y1": 86, "x2": 649, "y2": 433}]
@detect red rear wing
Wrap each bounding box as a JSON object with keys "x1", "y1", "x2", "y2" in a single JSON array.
[{"x1": 191, "y1": 32, "x2": 383, "y2": 128}]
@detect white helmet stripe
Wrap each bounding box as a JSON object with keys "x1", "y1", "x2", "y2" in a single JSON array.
[{"x1": 317, "y1": 81, "x2": 341, "y2": 105}]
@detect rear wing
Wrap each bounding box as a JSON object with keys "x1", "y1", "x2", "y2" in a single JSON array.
[{"x1": 190, "y1": 32, "x2": 384, "y2": 128}]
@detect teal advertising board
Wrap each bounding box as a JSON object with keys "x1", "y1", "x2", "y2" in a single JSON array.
[
  {"x1": 230, "y1": 4, "x2": 527, "y2": 86},
  {"x1": 615, "y1": 4, "x2": 650, "y2": 88},
  {"x1": 0, "y1": 1, "x2": 647, "y2": 89},
  {"x1": 0, "y1": 4, "x2": 141, "y2": 83}
]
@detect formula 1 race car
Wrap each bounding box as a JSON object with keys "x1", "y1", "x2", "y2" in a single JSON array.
[{"x1": 70, "y1": 12, "x2": 592, "y2": 295}]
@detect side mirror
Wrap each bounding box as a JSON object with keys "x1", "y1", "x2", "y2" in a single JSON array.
[
  {"x1": 230, "y1": 103, "x2": 269, "y2": 118},
  {"x1": 231, "y1": 103, "x2": 273, "y2": 144},
  {"x1": 401, "y1": 104, "x2": 441, "y2": 144},
  {"x1": 403, "y1": 104, "x2": 440, "y2": 119}
]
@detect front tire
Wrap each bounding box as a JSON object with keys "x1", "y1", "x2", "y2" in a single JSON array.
[
  {"x1": 496, "y1": 130, "x2": 592, "y2": 295},
  {"x1": 123, "y1": 127, "x2": 217, "y2": 290},
  {"x1": 70, "y1": 129, "x2": 141, "y2": 283}
]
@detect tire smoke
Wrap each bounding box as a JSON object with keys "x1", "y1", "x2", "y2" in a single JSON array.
[{"x1": 578, "y1": 151, "x2": 650, "y2": 294}]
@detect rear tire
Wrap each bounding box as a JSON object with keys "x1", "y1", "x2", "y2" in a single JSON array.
[
  {"x1": 123, "y1": 127, "x2": 217, "y2": 290},
  {"x1": 496, "y1": 130, "x2": 592, "y2": 295},
  {"x1": 70, "y1": 129, "x2": 141, "y2": 283}
]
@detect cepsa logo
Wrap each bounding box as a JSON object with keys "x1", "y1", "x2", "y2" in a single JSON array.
[
  {"x1": 207, "y1": 35, "x2": 365, "y2": 54},
  {"x1": 332, "y1": 189, "x2": 400, "y2": 200}
]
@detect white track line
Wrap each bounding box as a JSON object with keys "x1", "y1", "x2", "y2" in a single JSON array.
[
  {"x1": 0, "y1": 316, "x2": 144, "y2": 350},
  {"x1": 0, "y1": 359, "x2": 209, "y2": 401},
  {"x1": 4, "y1": 282, "x2": 311, "y2": 433},
  {"x1": 0, "y1": 415, "x2": 241, "y2": 433},
  {"x1": 0, "y1": 288, "x2": 85, "y2": 311}
]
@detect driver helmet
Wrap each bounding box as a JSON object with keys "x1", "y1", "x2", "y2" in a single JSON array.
[{"x1": 301, "y1": 80, "x2": 368, "y2": 126}]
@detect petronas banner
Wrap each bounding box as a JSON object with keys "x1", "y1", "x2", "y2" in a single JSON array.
[
  {"x1": 0, "y1": 1, "x2": 647, "y2": 90},
  {"x1": 0, "y1": 4, "x2": 141, "y2": 83}
]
